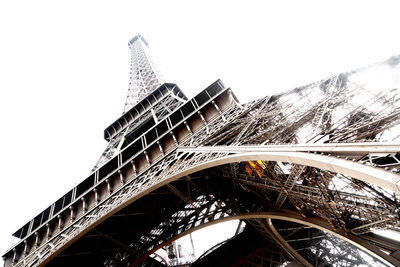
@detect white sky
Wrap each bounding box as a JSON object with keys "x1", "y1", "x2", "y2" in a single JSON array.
[{"x1": 1, "y1": 0, "x2": 400, "y2": 264}]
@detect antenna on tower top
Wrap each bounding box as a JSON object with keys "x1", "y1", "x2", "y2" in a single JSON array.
[{"x1": 128, "y1": 34, "x2": 149, "y2": 48}]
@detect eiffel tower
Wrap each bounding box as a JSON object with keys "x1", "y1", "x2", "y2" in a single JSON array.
[{"x1": 3, "y1": 34, "x2": 400, "y2": 267}]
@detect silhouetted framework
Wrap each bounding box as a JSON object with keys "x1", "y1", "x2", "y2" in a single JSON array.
[{"x1": 3, "y1": 35, "x2": 400, "y2": 267}]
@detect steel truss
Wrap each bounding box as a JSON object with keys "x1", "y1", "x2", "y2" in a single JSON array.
[
  {"x1": 124, "y1": 35, "x2": 164, "y2": 113},
  {"x1": 93, "y1": 84, "x2": 186, "y2": 171},
  {"x1": 3, "y1": 38, "x2": 400, "y2": 267}
]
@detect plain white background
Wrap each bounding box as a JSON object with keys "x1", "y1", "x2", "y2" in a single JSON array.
[{"x1": 1, "y1": 0, "x2": 400, "y2": 264}]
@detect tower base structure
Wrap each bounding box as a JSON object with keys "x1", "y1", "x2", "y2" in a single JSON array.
[{"x1": 3, "y1": 43, "x2": 400, "y2": 267}]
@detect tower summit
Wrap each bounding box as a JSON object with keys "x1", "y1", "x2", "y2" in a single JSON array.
[{"x1": 124, "y1": 34, "x2": 164, "y2": 113}]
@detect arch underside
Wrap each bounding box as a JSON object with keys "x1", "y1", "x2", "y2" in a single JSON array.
[
  {"x1": 47, "y1": 156, "x2": 400, "y2": 267},
  {"x1": 9, "y1": 60, "x2": 400, "y2": 267},
  {"x1": 46, "y1": 69, "x2": 400, "y2": 266}
]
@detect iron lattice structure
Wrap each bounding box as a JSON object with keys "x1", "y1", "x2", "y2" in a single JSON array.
[
  {"x1": 3, "y1": 35, "x2": 400, "y2": 267},
  {"x1": 124, "y1": 35, "x2": 164, "y2": 113},
  {"x1": 93, "y1": 35, "x2": 166, "y2": 171}
]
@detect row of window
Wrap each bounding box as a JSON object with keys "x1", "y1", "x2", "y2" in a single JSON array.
[{"x1": 13, "y1": 81, "x2": 225, "y2": 240}]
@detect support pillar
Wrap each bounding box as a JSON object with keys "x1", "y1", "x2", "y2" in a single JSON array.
[
  {"x1": 106, "y1": 179, "x2": 112, "y2": 194},
  {"x1": 118, "y1": 170, "x2": 125, "y2": 185},
  {"x1": 82, "y1": 197, "x2": 87, "y2": 212},
  {"x1": 94, "y1": 188, "x2": 100, "y2": 204}
]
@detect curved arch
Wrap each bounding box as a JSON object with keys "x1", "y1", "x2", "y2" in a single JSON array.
[
  {"x1": 36, "y1": 151, "x2": 400, "y2": 267},
  {"x1": 172, "y1": 151, "x2": 400, "y2": 194},
  {"x1": 130, "y1": 210, "x2": 398, "y2": 267}
]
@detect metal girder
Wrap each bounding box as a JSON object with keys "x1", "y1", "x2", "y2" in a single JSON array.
[
  {"x1": 176, "y1": 146, "x2": 400, "y2": 194},
  {"x1": 178, "y1": 142, "x2": 400, "y2": 156},
  {"x1": 5, "y1": 36, "x2": 400, "y2": 267},
  {"x1": 275, "y1": 165, "x2": 306, "y2": 208},
  {"x1": 93, "y1": 229, "x2": 139, "y2": 256}
]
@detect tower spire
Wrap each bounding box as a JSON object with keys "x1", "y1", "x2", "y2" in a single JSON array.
[{"x1": 124, "y1": 34, "x2": 164, "y2": 113}]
